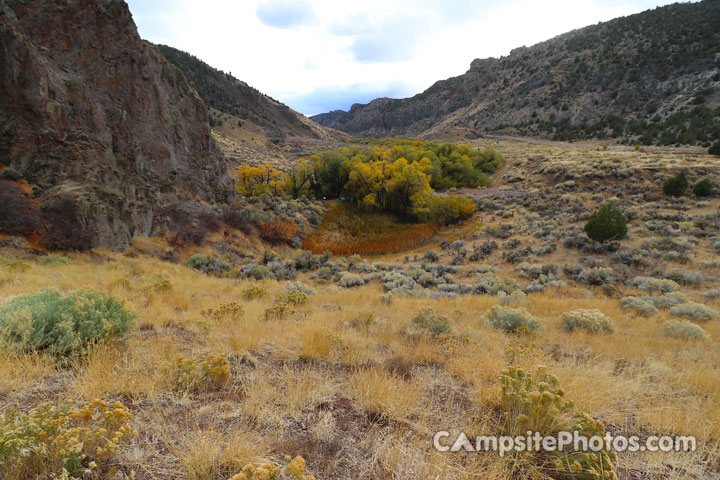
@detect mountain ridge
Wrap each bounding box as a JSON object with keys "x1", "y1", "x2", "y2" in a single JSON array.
[
  {"x1": 312, "y1": 0, "x2": 720, "y2": 145},
  {"x1": 155, "y1": 44, "x2": 341, "y2": 143}
]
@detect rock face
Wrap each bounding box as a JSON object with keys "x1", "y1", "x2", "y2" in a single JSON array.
[
  {"x1": 0, "y1": 0, "x2": 231, "y2": 249},
  {"x1": 313, "y1": 0, "x2": 720, "y2": 142}
]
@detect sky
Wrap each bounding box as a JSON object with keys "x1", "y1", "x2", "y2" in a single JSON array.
[{"x1": 126, "y1": 0, "x2": 682, "y2": 116}]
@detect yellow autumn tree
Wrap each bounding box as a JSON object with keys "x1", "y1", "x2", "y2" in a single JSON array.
[
  {"x1": 346, "y1": 157, "x2": 432, "y2": 216},
  {"x1": 412, "y1": 194, "x2": 477, "y2": 224},
  {"x1": 284, "y1": 160, "x2": 313, "y2": 198},
  {"x1": 235, "y1": 163, "x2": 286, "y2": 197}
]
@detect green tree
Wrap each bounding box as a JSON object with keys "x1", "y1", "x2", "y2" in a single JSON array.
[
  {"x1": 584, "y1": 202, "x2": 628, "y2": 244},
  {"x1": 709, "y1": 141, "x2": 720, "y2": 157},
  {"x1": 663, "y1": 171, "x2": 689, "y2": 197},
  {"x1": 692, "y1": 178, "x2": 715, "y2": 197}
]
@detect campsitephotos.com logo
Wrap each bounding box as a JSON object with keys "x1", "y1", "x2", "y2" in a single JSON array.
[{"x1": 433, "y1": 430, "x2": 697, "y2": 457}]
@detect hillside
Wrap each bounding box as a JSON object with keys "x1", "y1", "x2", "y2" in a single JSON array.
[
  {"x1": 156, "y1": 45, "x2": 340, "y2": 143},
  {"x1": 312, "y1": 0, "x2": 720, "y2": 145},
  {"x1": 0, "y1": 0, "x2": 231, "y2": 249}
]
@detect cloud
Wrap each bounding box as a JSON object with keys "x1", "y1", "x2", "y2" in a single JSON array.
[
  {"x1": 328, "y1": 12, "x2": 427, "y2": 64},
  {"x1": 283, "y1": 82, "x2": 417, "y2": 116},
  {"x1": 126, "y1": 0, "x2": 684, "y2": 115},
  {"x1": 256, "y1": 0, "x2": 316, "y2": 28},
  {"x1": 348, "y1": 19, "x2": 423, "y2": 63}
]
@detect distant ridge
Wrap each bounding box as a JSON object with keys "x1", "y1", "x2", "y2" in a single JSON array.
[{"x1": 312, "y1": 0, "x2": 720, "y2": 145}]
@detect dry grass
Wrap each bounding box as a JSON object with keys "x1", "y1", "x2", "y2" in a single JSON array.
[
  {"x1": 2, "y1": 251, "x2": 720, "y2": 478},
  {"x1": 2, "y1": 140, "x2": 720, "y2": 479},
  {"x1": 0, "y1": 351, "x2": 56, "y2": 395},
  {"x1": 348, "y1": 367, "x2": 423, "y2": 422}
]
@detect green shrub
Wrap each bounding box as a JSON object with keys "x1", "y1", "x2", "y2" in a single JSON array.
[
  {"x1": 200, "y1": 302, "x2": 244, "y2": 321},
  {"x1": 408, "y1": 308, "x2": 451, "y2": 337},
  {"x1": 620, "y1": 297, "x2": 659, "y2": 316},
  {"x1": 486, "y1": 305, "x2": 539, "y2": 333},
  {"x1": 264, "y1": 302, "x2": 288, "y2": 321},
  {"x1": 642, "y1": 292, "x2": 686, "y2": 309},
  {"x1": 664, "y1": 320, "x2": 709, "y2": 341},
  {"x1": 186, "y1": 254, "x2": 231, "y2": 275},
  {"x1": 561, "y1": 309, "x2": 614, "y2": 334},
  {"x1": 286, "y1": 281, "x2": 316, "y2": 295},
  {"x1": 0, "y1": 289, "x2": 135, "y2": 360},
  {"x1": 663, "y1": 171, "x2": 688, "y2": 197},
  {"x1": 709, "y1": 141, "x2": 720, "y2": 157},
  {"x1": 631, "y1": 276, "x2": 679, "y2": 293},
  {"x1": 584, "y1": 202, "x2": 627, "y2": 243},
  {"x1": 670, "y1": 301, "x2": 718, "y2": 322},
  {"x1": 498, "y1": 289, "x2": 527, "y2": 306},
  {"x1": 577, "y1": 267, "x2": 614, "y2": 286},
  {"x1": 36, "y1": 254, "x2": 70, "y2": 266},
  {"x1": 337, "y1": 272, "x2": 365, "y2": 288},
  {"x1": 245, "y1": 264, "x2": 272, "y2": 280},
  {"x1": 692, "y1": 178, "x2": 715, "y2": 197}
]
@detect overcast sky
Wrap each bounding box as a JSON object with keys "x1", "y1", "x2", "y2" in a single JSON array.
[{"x1": 126, "y1": 0, "x2": 681, "y2": 116}]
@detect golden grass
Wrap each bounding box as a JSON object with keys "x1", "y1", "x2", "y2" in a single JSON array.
[
  {"x1": 72, "y1": 336, "x2": 180, "y2": 401},
  {"x1": 348, "y1": 367, "x2": 423, "y2": 422},
  {"x1": 2, "y1": 250, "x2": 720, "y2": 478},
  {"x1": 0, "y1": 351, "x2": 55, "y2": 395},
  {"x1": 170, "y1": 428, "x2": 271, "y2": 480}
]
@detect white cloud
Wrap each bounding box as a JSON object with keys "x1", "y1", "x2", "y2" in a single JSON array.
[
  {"x1": 126, "y1": 0, "x2": 683, "y2": 115},
  {"x1": 256, "y1": 0, "x2": 317, "y2": 28}
]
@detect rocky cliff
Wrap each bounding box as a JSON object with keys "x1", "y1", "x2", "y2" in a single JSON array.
[
  {"x1": 0, "y1": 0, "x2": 231, "y2": 249},
  {"x1": 313, "y1": 0, "x2": 720, "y2": 145}
]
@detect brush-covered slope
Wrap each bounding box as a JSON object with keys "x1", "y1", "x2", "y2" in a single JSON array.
[
  {"x1": 313, "y1": 0, "x2": 720, "y2": 144},
  {"x1": 0, "y1": 0, "x2": 231, "y2": 249},
  {"x1": 156, "y1": 45, "x2": 339, "y2": 142}
]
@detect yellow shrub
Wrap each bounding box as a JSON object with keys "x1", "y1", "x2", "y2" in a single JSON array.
[
  {"x1": 242, "y1": 285, "x2": 268, "y2": 300},
  {"x1": 202, "y1": 302, "x2": 245, "y2": 321},
  {"x1": 168, "y1": 354, "x2": 230, "y2": 393},
  {"x1": 0, "y1": 400, "x2": 137, "y2": 480}
]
